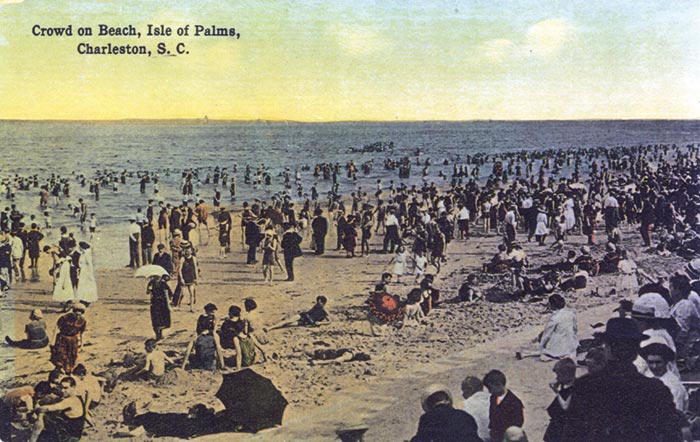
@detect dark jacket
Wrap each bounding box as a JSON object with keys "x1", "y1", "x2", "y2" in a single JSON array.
[
  {"x1": 489, "y1": 390, "x2": 524, "y2": 442},
  {"x1": 562, "y1": 360, "x2": 684, "y2": 442},
  {"x1": 281, "y1": 231, "x2": 302, "y2": 258},
  {"x1": 411, "y1": 404, "x2": 482, "y2": 442}
]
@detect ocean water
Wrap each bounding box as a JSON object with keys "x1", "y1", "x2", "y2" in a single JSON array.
[{"x1": 1, "y1": 120, "x2": 699, "y2": 269}]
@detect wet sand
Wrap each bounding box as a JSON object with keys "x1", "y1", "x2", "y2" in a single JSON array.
[{"x1": 0, "y1": 215, "x2": 683, "y2": 441}]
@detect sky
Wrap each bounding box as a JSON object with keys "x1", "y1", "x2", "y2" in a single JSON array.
[{"x1": 1, "y1": 0, "x2": 699, "y2": 121}]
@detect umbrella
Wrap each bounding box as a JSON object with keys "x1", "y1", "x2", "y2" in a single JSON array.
[
  {"x1": 368, "y1": 291, "x2": 404, "y2": 324},
  {"x1": 134, "y1": 264, "x2": 168, "y2": 278},
  {"x1": 215, "y1": 369, "x2": 288, "y2": 432}
]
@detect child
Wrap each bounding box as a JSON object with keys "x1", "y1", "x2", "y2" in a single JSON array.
[
  {"x1": 404, "y1": 288, "x2": 426, "y2": 325},
  {"x1": 388, "y1": 245, "x2": 410, "y2": 283},
  {"x1": 137, "y1": 339, "x2": 174, "y2": 380},
  {"x1": 457, "y1": 274, "x2": 482, "y2": 303},
  {"x1": 43, "y1": 211, "x2": 52, "y2": 229},
  {"x1": 413, "y1": 250, "x2": 428, "y2": 284},
  {"x1": 268, "y1": 295, "x2": 330, "y2": 331},
  {"x1": 88, "y1": 214, "x2": 97, "y2": 241},
  {"x1": 483, "y1": 369, "x2": 524, "y2": 442}
]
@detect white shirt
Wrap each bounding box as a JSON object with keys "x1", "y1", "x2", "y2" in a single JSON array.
[
  {"x1": 385, "y1": 214, "x2": 399, "y2": 227},
  {"x1": 10, "y1": 236, "x2": 24, "y2": 259},
  {"x1": 128, "y1": 223, "x2": 141, "y2": 241},
  {"x1": 457, "y1": 207, "x2": 470, "y2": 221},
  {"x1": 463, "y1": 391, "x2": 491, "y2": 442}
]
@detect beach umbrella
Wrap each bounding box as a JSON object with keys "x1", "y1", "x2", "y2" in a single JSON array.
[
  {"x1": 368, "y1": 291, "x2": 404, "y2": 324},
  {"x1": 133, "y1": 264, "x2": 168, "y2": 278},
  {"x1": 215, "y1": 369, "x2": 288, "y2": 432}
]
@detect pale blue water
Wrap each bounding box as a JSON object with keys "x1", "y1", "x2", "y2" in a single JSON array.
[{"x1": 1, "y1": 120, "x2": 699, "y2": 268}]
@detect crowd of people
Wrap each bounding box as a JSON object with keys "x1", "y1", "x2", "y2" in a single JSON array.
[{"x1": 2, "y1": 140, "x2": 700, "y2": 440}]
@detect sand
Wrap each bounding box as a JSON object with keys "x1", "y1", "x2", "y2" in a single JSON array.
[{"x1": 0, "y1": 216, "x2": 683, "y2": 441}]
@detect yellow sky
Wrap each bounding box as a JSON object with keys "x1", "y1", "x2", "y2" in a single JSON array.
[{"x1": 1, "y1": 0, "x2": 699, "y2": 120}]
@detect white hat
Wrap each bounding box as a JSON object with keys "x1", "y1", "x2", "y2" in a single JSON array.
[{"x1": 420, "y1": 384, "x2": 452, "y2": 412}]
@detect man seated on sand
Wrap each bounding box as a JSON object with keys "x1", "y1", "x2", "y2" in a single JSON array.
[
  {"x1": 32, "y1": 376, "x2": 87, "y2": 442},
  {"x1": 267, "y1": 295, "x2": 330, "y2": 331},
  {"x1": 483, "y1": 370, "x2": 524, "y2": 442},
  {"x1": 72, "y1": 364, "x2": 104, "y2": 427}
]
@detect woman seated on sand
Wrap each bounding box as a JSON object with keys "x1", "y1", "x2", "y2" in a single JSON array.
[
  {"x1": 218, "y1": 305, "x2": 256, "y2": 369},
  {"x1": 5, "y1": 309, "x2": 49, "y2": 349},
  {"x1": 516, "y1": 294, "x2": 578, "y2": 361}
]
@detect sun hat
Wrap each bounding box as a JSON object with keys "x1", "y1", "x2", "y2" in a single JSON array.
[
  {"x1": 31, "y1": 309, "x2": 43, "y2": 319},
  {"x1": 420, "y1": 384, "x2": 452, "y2": 412}
]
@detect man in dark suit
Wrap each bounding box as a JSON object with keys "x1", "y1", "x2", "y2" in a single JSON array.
[
  {"x1": 562, "y1": 318, "x2": 684, "y2": 442},
  {"x1": 411, "y1": 384, "x2": 482, "y2": 442},
  {"x1": 244, "y1": 218, "x2": 262, "y2": 264},
  {"x1": 484, "y1": 369, "x2": 524, "y2": 442},
  {"x1": 311, "y1": 208, "x2": 328, "y2": 255},
  {"x1": 280, "y1": 223, "x2": 302, "y2": 281}
]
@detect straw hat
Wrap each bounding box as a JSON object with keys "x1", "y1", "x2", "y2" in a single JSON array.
[{"x1": 31, "y1": 309, "x2": 43, "y2": 319}]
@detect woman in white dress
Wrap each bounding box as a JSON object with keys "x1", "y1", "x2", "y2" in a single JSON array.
[
  {"x1": 564, "y1": 197, "x2": 576, "y2": 232},
  {"x1": 75, "y1": 242, "x2": 98, "y2": 304},
  {"x1": 52, "y1": 255, "x2": 75, "y2": 303}
]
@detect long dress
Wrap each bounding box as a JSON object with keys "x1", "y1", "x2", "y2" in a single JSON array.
[
  {"x1": 539, "y1": 308, "x2": 578, "y2": 359},
  {"x1": 564, "y1": 198, "x2": 576, "y2": 231},
  {"x1": 51, "y1": 312, "x2": 87, "y2": 373},
  {"x1": 75, "y1": 248, "x2": 98, "y2": 303},
  {"x1": 149, "y1": 280, "x2": 172, "y2": 331},
  {"x1": 52, "y1": 257, "x2": 75, "y2": 302}
]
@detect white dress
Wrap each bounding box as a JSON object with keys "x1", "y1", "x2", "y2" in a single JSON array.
[
  {"x1": 539, "y1": 308, "x2": 578, "y2": 359},
  {"x1": 52, "y1": 257, "x2": 75, "y2": 302},
  {"x1": 76, "y1": 248, "x2": 98, "y2": 303},
  {"x1": 393, "y1": 252, "x2": 408, "y2": 276},
  {"x1": 564, "y1": 198, "x2": 576, "y2": 231},
  {"x1": 535, "y1": 212, "x2": 549, "y2": 236}
]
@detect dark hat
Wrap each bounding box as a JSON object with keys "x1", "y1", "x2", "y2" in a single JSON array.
[
  {"x1": 204, "y1": 303, "x2": 218, "y2": 313},
  {"x1": 601, "y1": 318, "x2": 644, "y2": 342},
  {"x1": 639, "y1": 342, "x2": 676, "y2": 362}
]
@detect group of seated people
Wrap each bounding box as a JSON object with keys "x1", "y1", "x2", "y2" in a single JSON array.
[
  {"x1": 482, "y1": 240, "x2": 627, "y2": 301},
  {"x1": 1, "y1": 364, "x2": 103, "y2": 442}
]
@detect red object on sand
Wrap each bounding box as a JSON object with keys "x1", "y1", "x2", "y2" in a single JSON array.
[{"x1": 368, "y1": 292, "x2": 404, "y2": 324}]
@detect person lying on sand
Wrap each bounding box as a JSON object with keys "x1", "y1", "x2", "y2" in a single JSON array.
[
  {"x1": 267, "y1": 295, "x2": 330, "y2": 331},
  {"x1": 304, "y1": 346, "x2": 371, "y2": 365}
]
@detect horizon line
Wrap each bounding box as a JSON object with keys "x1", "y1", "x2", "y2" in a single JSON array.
[{"x1": 1, "y1": 117, "x2": 700, "y2": 124}]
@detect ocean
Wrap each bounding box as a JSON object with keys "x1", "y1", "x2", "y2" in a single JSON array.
[{"x1": 1, "y1": 120, "x2": 699, "y2": 269}]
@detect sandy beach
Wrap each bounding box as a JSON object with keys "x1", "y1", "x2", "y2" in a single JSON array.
[{"x1": 1, "y1": 208, "x2": 681, "y2": 441}]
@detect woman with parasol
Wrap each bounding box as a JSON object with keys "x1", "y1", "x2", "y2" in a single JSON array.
[{"x1": 147, "y1": 272, "x2": 172, "y2": 340}]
